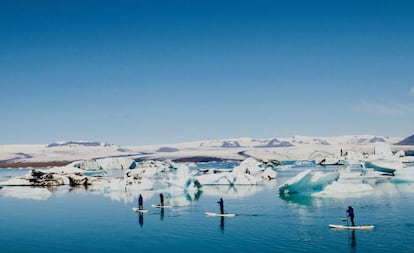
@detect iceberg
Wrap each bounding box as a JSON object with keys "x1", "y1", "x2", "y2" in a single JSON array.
[
  {"x1": 337, "y1": 164, "x2": 392, "y2": 184},
  {"x1": 194, "y1": 158, "x2": 277, "y2": 186},
  {"x1": 0, "y1": 165, "x2": 109, "y2": 187},
  {"x1": 278, "y1": 169, "x2": 339, "y2": 194},
  {"x1": 310, "y1": 171, "x2": 341, "y2": 191},
  {"x1": 392, "y1": 166, "x2": 414, "y2": 182},
  {"x1": 233, "y1": 157, "x2": 278, "y2": 180},
  {"x1": 120, "y1": 160, "x2": 202, "y2": 205},
  {"x1": 363, "y1": 143, "x2": 404, "y2": 175},
  {"x1": 312, "y1": 182, "x2": 374, "y2": 197},
  {"x1": 364, "y1": 159, "x2": 402, "y2": 175},
  {"x1": 96, "y1": 157, "x2": 136, "y2": 170}
]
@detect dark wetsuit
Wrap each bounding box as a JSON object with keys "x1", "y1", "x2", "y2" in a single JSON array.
[
  {"x1": 160, "y1": 193, "x2": 164, "y2": 206},
  {"x1": 217, "y1": 198, "x2": 224, "y2": 214},
  {"x1": 347, "y1": 206, "x2": 355, "y2": 226},
  {"x1": 138, "y1": 194, "x2": 143, "y2": 210}
]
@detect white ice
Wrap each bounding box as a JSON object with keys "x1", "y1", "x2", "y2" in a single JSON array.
[
  {"x1": 1, "y1": 134, "x2": 413, "y2": 202},
  {"x1": 278, "y1": 169, "x2": 339, "y2": 194},
  {"x1": 312, "y1": 182, "x2": 374, "y2": 197}
]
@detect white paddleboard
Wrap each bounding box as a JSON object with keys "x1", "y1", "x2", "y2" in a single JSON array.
[
  {"x1": 151, "y1": 204, "x2": 173, "y2": 208},
  {"x1": 132, "y1": 207, "x2": 148, "y2": 213},
  {"x1": 329, "y1": 224, "x2": 374, "y2": 230},
  {"x1": 205, "y1": 212, "x2": 235, "y2": 217}
]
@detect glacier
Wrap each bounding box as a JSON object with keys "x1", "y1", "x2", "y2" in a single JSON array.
[{"x1": 1, "y1": 135, "x2": 413, "y2": 204}]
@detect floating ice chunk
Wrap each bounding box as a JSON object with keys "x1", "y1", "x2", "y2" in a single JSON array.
[
  {"x1": 232, "y1": 157, "x2": 277, "y2": 182},
  {"x1": 337, "y1": 165, "x2": 392, "y2": 184},
  {"x1": 374, "y1": 143, "x2": 393, "y2": 157},
  {"x1": 48, "y1": 165, "x2": 85, "y2": 174},
  {"x1": 310, "y1": 171, "x2": 340, "y2": 191},
  {"x1": 312, "y1": 182, "x2": 374, "y2": 197},
  {"x1": 195, "y1": 168, "x2": 259, "y2": 185},
  {"x1": 278, "y1": 170, "x2": 313, "y2": 194},
  {"x1": 0, "y1": 167, "x2": 108, "y2": 187},
  {"x1": 168, "y1": 163, "x2": 191, "y2": 186},
  {"x1": 1, "y1": 177, "x2": 33, "y2": 186},
  {"x1": 364, "y1": 159, "x2": 403, "y2": 174},
  {"x1": 392, "y1": 166, "x2": 414, "y2": 182},
  {"x1": 233, "y1": 157, "x2": 262, "y2": 174},
  {"x1": 261, "y1": 167, "x2": 277, "y2": 180},
  {"x1": 70, "y1": 157, "x2": 136, "y2": 171},
  {"x1": 70, "y1": 160, "x2": 102, "y2": 171},
  {"x1": 96, "y1": 157, "x2": 136, "y2": 170},
  {"x1": 278, "y1": 169, "x2": 339, "y2": 194}
]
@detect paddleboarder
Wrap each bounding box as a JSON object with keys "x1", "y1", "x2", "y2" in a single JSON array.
[
  {"x1": 138, "y1": 194, "x2": 143, "y2": 210},
  {"x1": 346, "y1": 206, "x2": 355, "y2": 226},
  {"x1": 159, "y1": 193, "x2": 164, "y2": 206},
  {"x1": 217, "y1": 198, "x2": 224, "y2": 214}
]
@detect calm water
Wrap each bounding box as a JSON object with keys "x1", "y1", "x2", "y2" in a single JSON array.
[{"x1": 1, "y1": 163, "x2": 414, "y2": 253}]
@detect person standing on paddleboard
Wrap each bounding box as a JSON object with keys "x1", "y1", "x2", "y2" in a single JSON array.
[
  {"x1": 217, "y1": 198, "x2": 224, "y2": 214},
  {"x1": 159, "y1": 193, "x2": 164, "y2": 206},
  {"x1": 138, "y1": 194, "x2": 143, "y2": 210},
  {"x1": 346, "y1": 206, "x2": 355, "y2": 226}
]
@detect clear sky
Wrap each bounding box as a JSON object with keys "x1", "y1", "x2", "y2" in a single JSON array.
[{"x1": 1, "y1": 0, "x2": 413, "y2": 145}]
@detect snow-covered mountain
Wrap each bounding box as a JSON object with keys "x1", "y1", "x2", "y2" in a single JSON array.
[
  {"x1": 395, "y1": 134, "x2": 414, "y2": 145},
  {"x1": 0, "y1": 135, "x2": 406, "y2": 166},
  {"x1": 196, "y1": 135, "x2": 397, "y2": 148},
  {"x1": 47, "y1": 141, "x2": 114, "y2": 148},
  {"x1": 288, "y1": 135, "x2": 393, "y2": 145},
  {"x1": 198, "y1": 137, "x2": 293, "y2": 148}
]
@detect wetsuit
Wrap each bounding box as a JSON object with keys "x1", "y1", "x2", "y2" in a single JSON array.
[
  {"x1": 347, "y1": 207, "x2": 355, "y2": 226},
  {"x1": 138, "y1": 195, "x2": 143, "y2": 210},
  {"x1": 160, "y1": 193, "x2": 164, "y2": 206},
  {"x1": 217, "y1": 198, "x2": 224, "y2": 214}
]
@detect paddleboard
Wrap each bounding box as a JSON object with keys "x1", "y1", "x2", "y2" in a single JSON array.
[
  {"x1": 329, "y1": 224, "x2": 374, "y2": 230},
  {"x1": 151, "y1": 204, "x2": 173, "y2": 208},
  {"x1": 132, "y1": 208, "x2": 148, "y2": 213},
  {"x1": 205, "y1": 212, "x2": 235, "y2": 217}
]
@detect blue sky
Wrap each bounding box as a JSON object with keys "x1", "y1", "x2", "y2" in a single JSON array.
[{"x1": 1, "y1": 0, "x2": 413, "y2": 145}]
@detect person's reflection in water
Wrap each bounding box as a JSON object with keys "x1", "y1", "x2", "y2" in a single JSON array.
[
  {"x1": 220, "y1": 216, "x2": 224, "y2": 233},
  {"x1": 160, "y1": 207, "x2": 164, "y2": 221},
  {"x1": 350, "y1": 230, "x2": 356, "y2": 253},
  {"x1": 138, "y1": 212, "x2": 144, "y2": 228}
]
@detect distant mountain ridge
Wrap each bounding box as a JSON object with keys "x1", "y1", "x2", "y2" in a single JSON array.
[
  {"x1": 395, "y1": 134, "x2": 414, "y2": 145},
  {"x1": 0, "y1": 134, "x2": 404, "y2": 167},
  {"x1": 47, "y1": 141, "x2": 113, "y2": 148},
  {"x1": 196, "y1": 135, "x2": 396, "y2": 149},
  {"x1": 45, "y1": 135, "x2": 401, "y2": 150}
]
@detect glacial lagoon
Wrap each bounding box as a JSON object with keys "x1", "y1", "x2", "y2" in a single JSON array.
[{"x1": 1, "y1": 162, "x2": 414, "y2": 253}]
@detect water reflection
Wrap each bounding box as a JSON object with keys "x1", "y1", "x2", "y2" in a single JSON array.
[
  {"x1": 160, "y1": 208, "x2": 164, "y2": 221},
  {"x1": 220, "y1": 216, "x2": 224, "y2": 233},
  {"x1": 138, "y1": 213, "x2": 144, "y2": 228},
  {"x1": 349, "y1": 230, "x2": 356, "y2": 253},
  {"x1": 279, "y1": 193, "x2": 315, "y2": 207},
  {"x1": 201, "y1": 184, "x2": 265, "y2": 198},
  {"x1": 0, "y1": 169, "x2": 270, "y2": 203},
  {"x1": 0, "y1": 186, "x2": 52, "y2": 200}
]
